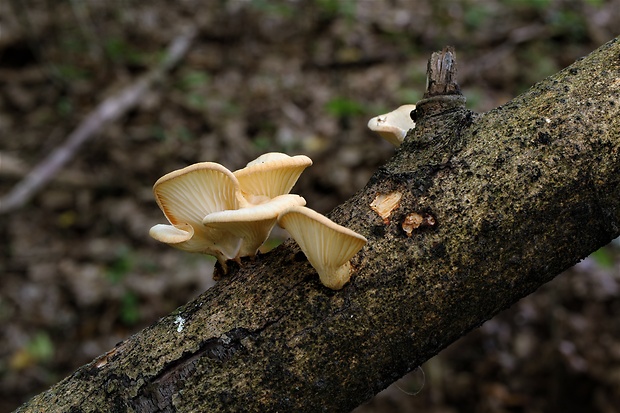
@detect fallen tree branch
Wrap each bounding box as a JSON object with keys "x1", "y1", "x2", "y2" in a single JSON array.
[
  {"x1": 0, "y1": 28, "x2": 197, "y2": 215},
  {"x1": 15, "y1": 37, "x2": 620, "y2": 412}
]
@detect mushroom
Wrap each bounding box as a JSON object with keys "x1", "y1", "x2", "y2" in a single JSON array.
[
  {"x1": 277, "y1": 206, "x2": 367, "y2": 290},
  {"x1": 234, "y1": 152, "x2": 312, "y2": 205},
  {"x1": 367, "y1": 104, "x2": 417, "y2": 147},
  {"x1": 149, "y1": 162, "x2": 244, "y2": 264},
  {"x1": 203, "y1": 194, "x2": 306, "y2": 258}
]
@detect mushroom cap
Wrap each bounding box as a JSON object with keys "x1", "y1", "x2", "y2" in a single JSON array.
[
  {"x1": 277, "y1": 206, "x2": 367, "y2": 290},
  {"x1": 233, "y1": 153, "x2": 312, "y2": 204},
  {"x1": 244, "y1": 152, "x2": 292, "y2": 167},
  {"x1": 203, "y1": 194, "x2": 306, "y2": 257},
  {"x1": 153, "y1": 162, "x2": 242, "y2": 223},
  {"x1": 150, "y1": 222, "x2": 195, "y2": 244},
  {"x1": 149, "y1": 222, "x2": 242, "y2": 260},
  {"x1": 150, "y1": 162, "x2": 243, "y2": 260},
  {"x1": 367, "y1": 104, "x2": 417, "y2": 147}
]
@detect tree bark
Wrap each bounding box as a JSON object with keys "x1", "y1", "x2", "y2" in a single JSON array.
[{"x1": 16, "y1": 37, "x2": 620, "y2": 412}]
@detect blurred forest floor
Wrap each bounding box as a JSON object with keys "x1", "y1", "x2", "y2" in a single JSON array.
[{"x1": 1, "y1": 1, "x2": 620, "y2": 412}]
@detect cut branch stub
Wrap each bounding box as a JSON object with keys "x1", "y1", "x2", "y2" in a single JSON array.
[
  {"x1": 416, "y1": 46, "x2": 466, "y2": 122},
  {"x1": 424, "y1": 46, "x2": 461, "y2": 97}
]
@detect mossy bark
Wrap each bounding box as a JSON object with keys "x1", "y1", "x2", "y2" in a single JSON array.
[{"x1": 16, "y1": 37, "x2": 620, "y2": 413}]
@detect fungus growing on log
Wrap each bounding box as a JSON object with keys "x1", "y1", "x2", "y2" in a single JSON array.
[
  {"x1": 149, "y1": 154, "x2": 314, "y2": 269},
  {"x1": 367, "y1": 104, "x2": 417, "y2": 146},
  {"x1": 203, "y1": 194, "x2": 306, "y2": 258},
  {"x1": 277, "y1": 206, "x2": 367, "y2": 290},
  {"x1": 233, "y1": 152, "x2": 312, "y2": 205},
  {"x1": 149, "y1": 162, "x2": 244, "y2": 264},
  {"x1": 148, "y1": 152, "x2": 367, "y2": 288}
]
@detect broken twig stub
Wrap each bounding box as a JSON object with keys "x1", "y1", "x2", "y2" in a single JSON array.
[
  {"x1": 424, "y1": 45, "x2": 461, "y2": 98},
  {"x1": 413, "y1": 46, "x2": 468, "y2": 133}
]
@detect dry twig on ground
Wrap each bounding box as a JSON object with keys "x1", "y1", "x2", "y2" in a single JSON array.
[{"x1": 0, "y1": 28, "x2": 197, "y2": 215}]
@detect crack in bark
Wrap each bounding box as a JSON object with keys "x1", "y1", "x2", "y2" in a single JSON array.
[{"x1": 128, "y1": 323, "x2": 280, "y2": 413}]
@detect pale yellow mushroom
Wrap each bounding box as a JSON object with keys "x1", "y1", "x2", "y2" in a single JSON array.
[
  {"x1": 277, "y1": 206, "x2": 367, "y2": 290},
  {"x1": 234, "y1": 152, "x2": 312, "y2": 205},
  {"x1": 367, "y1": 104, "x2": 417, "y2": 147},
  {"x1": 149, "y1": 162, "x2": 244, "y2": 264},
  {"x1": 203, "y1": 194, "x2": 306, "y2": 258}
]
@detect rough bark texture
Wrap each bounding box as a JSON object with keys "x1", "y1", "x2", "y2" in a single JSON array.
[{"x1": 16, "y1": 37, "x2": 620, "y2": 412}]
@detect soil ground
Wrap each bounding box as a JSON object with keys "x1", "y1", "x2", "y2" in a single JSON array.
[{"x1": 1, "y1": 1, "x2": 620, "y2": 412}]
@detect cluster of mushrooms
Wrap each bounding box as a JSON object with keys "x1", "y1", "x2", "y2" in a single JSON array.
[
  {"x1": 150, "y1": 152, "x2": 367, "y2": 290},
  {"x1": 150, "y1": 105, "x2": 416, "y2": 290}
]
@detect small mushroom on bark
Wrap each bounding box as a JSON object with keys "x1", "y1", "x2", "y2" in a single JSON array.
[
  {"x1": 234, "y1": 152, "x2": 312, "y2": 205},
  {"x1": 277, "y1": 206, "x2": 367, "y2": 290},
  {"x1": 203, "y1": 194, "x2": 306, "y2": 258},
  {"x1": 367, "y1": 104, "x2": 417, "y2": 147}
]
